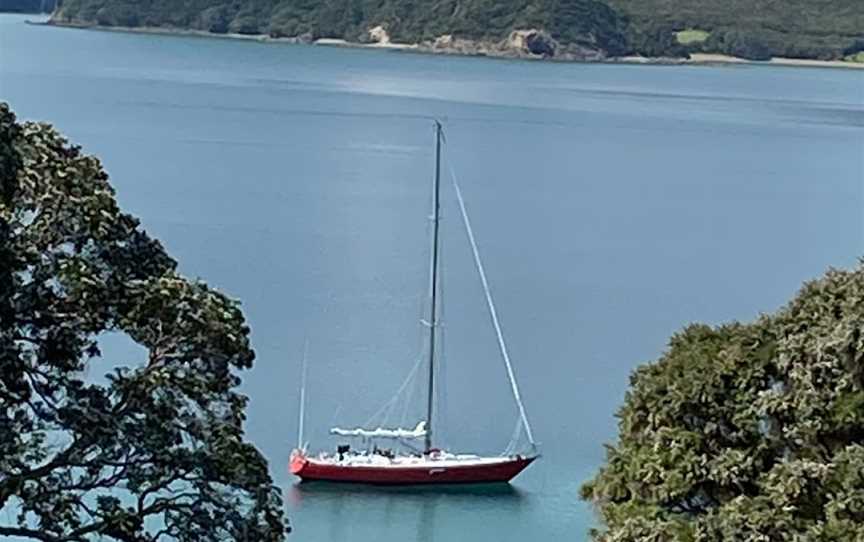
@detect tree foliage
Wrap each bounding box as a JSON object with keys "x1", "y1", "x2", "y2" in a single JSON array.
[
  {"x1": 0, "y1": 102, "x2": 288, "y2": 541},
  {"x1": 0, "y1": 0, "x2": 56, "y2": 13},
  {"x1": 582, "y1": 264, "x2": 864, "y2": 540}
]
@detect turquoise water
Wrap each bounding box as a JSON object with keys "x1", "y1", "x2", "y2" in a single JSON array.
[{"x1": 2, "y1": 14, "x2": 863, "y2": 541}]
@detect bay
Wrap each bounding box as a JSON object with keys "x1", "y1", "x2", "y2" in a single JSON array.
[{"x1": 1, "y1": 14, "x2": 862, "y2": 541}]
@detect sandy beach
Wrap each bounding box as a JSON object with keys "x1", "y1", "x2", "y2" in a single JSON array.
[{"x1": 689, "y1": 53, "x2": 864, "y2": 69}]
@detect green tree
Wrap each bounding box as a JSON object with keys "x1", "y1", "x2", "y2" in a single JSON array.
[
  {"x1": 581, "y1": 264, "x2": 864, "y2": 540},
  {"x1": 0, "y1": 102, "x2": 288, "y2": 541}
]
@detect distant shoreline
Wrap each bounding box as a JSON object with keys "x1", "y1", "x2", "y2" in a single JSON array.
[{"x1": 30, "y1": 19, "x2": 864, "y2": 71}]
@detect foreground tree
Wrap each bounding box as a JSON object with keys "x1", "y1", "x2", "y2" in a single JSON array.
[
  {"x1": 0, "y1": 103, "x2": 287, "y2": 541},
  {"x1": 582, "y1": 264, "x2": 864, "y2": 541}
]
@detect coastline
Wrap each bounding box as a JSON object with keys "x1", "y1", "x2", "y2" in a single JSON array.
[
  {"x1": 689, "y1": 53, "x2": 864, "y2": 70},
  {"x1": 30, "y1": 19, "x2": 864, "y2": 70}
]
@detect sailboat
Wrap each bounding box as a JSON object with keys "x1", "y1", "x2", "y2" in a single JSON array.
[{"x1": 290, "y1": 121, "x2": 538, "y2": 485}]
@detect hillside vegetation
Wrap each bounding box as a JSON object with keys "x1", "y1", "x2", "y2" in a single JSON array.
[
  {"x1": 607, "y1": 0, "x2": 864, "y2": 60},
  {"x1": 50, "y1": 0, "x2": 864, "y2": 61},
  {"x1": 0, "y1": 0, "x2": 56, "y2": 12},
  {"x1": 52, "y1": 0, "x2": 629, "y2": 54}
]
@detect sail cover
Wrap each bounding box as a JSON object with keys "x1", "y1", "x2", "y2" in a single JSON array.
[{"x1": 330, "y1": 421, "x2": 427, "y2": 440}]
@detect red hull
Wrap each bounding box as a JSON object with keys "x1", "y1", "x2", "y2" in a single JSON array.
[{"x1": 291, "y1": 455, "x2": 536, "y2": 485}]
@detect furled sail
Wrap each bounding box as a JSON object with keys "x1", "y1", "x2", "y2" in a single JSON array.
[{"x1": 330, "y1": 421, "x2": 427, "y2": 440}]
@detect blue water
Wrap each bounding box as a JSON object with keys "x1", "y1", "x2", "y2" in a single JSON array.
[{"x1": 2, "y1": 14, "x2": 863, "y2": 540}]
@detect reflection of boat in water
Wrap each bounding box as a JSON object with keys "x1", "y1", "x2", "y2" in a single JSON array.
[
  {"x1": 289, "y1": 480, "x2": 526, "y2": 497},
  {"x1": 285, "y1": 479, "x2": 528, "y2": 542},
  {"x1": 290, "y1": 121, "x2": 538, "y2": 485}
]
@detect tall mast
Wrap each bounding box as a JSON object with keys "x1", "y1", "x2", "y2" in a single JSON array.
[
  {"x1": 296, "y1": 339, "x2": 309, "y2": 450},
  {"x1": 425, "y1": 120, "x2": 443, "y2": 453}
]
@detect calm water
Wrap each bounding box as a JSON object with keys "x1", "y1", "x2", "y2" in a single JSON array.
[{"x1": 2, "y1": 14, "x2": 863, "y2": 540}]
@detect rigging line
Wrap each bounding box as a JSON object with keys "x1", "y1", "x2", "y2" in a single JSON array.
[
  {"x1": 361, "y1": 356, "x2": 425, "y2": 428},
  {"x1": 436, "y1": 229, "x2": 448, "y2": 448},
  {"x1": 404, "y1": 196, "x2": 435, "y2": 427},
  {"x1": 328, "y1": 403, "x2": 343, "y2": 429},
  {"x1": 401, "y1": 320, "x2": 426, "y2": 427},
  {"x1": 503, "y1": 415, "x2": 524, "y2": 457},
  {"x1": 297, "y1": 338, "x2": 309, "y2": 450},
  {"x1": 445, "y1": 149, "x2": 537, "y2": 447},
  {"x1": 402, "y1": 314, "x2": 428, "y2": 427},
  {"x1": 400, "y1": 352, "x2": 422, "y2": 427}
]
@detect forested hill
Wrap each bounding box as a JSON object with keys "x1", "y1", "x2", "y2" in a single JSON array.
[
  {"x1": 50, "y1": 0, "x2": 633, "y2": 58},
  {"x1": 606, "y1": 0, "x2": 864, "y2": 60},
  {"x1": 49, "y1": 0, "x2": 864, "y2": 62},
  {"x1": 0, "y1": 0, "x2": 56, "y2": 12}
]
